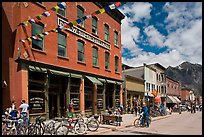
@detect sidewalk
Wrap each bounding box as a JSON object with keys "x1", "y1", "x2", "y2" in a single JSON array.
[{"x1": 86, "y1": 112, "x2": 178, "y2": 135}]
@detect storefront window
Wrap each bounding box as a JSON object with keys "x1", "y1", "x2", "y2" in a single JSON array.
[
  {"x1": 97, "y1": 85, "x2": 104, "y2": 110},
  {"x1": 115, "y1": 85, "x2": 120, "y2": 108},
  {"x1": 84, "y1": 79, "x2": 92, "y2": 110},
  {"x1": 28, "y1": 71, "x2": 46, "y2": 114},
  {"x1": 70, "y1": 78, "x2": 80, "y2": 111}
]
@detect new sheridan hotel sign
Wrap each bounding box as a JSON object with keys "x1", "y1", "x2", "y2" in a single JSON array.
[{"x1": 58, "y1": 17, "x2": 110, "y2": 50}]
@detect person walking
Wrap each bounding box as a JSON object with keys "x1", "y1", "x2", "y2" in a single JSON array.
[
  {"x1": 141, "y1": 102, "x2": 149, "y2": 128},
  {"x1": 68, "y1": 100, "x2": 74, "y2": 117},
  {"x1": 134, "y1": 99, "x2": 138, "y2": 116},
  {"x1": 19, "y1": 100, "x2": 29, "y2": 127}
]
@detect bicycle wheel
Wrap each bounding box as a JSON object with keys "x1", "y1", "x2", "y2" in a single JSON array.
[
  {"x1": 44, "y1": 121, "x2": 55, "y2": 135},
  {"x1": 133, "y1": 118, "x2": 140, "y2": 127},
  {"x1": 74, "y1": 122, "x2": 87, "y2": 135},
  {"x1": 87, "y1": 119, "x2": 99, "y2": 132},
  {"x1": 25, "y1": 124, "x2": 41, "y2": 135},
  {"x1": 56, "y1": 125, "x2": 69, "y2": 135}
]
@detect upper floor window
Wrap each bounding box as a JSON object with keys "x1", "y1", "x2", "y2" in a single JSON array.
[
  {"x1": 114, "y1": 31, "x2": 118, "y2": 45},
  {"x1": 58, "y1": 31, "x2": 67, "y2": 57},
  {"x1": 105, "y1": 52, "x2": 110, "y2": 70},
  {"x1": 32, "y1": 22, "x2": 44, "y2": 51},
  {"x1": 57, "y1": 2, "x2": 66, "y2": 17},
  {"x1": 115, "y1": 56, "x2": 119, "y2": 72},
  {"x1": 92, "y1": 46, "x2": 98, "y2": 66},
  {"x1": 78, "y1": 40, "x2": 85, "y2": 62},
  {"x1": 104, "y1": 24, "x2": 109, "y2": 41},
  {"x1": 77, "y1": 5, "x2": 85, "y2": 27},
  {"x1": 92, "y1": 17, "x2": 98, "y2": 35}
]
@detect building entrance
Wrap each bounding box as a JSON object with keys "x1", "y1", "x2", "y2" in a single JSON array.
[{"x1": 49, "y1": 74, "x2": 68, "y2": 119}]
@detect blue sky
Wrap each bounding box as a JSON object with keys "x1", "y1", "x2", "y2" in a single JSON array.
[{"x1": 118, "y1": 2, "x2": 202, "y2": 68}]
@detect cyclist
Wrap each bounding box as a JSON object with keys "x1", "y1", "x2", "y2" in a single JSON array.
[{"x1": 141, "y1": 102, "x2": 149, "y2": 128}]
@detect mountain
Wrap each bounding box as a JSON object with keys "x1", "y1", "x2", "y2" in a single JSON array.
[{"x1": 165, "y1": 61, "x2": 202, "y2": 96}]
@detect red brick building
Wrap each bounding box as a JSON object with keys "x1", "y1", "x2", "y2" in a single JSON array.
[
  {"x1": 181, "y1": 88, "x2": 191, "y2": 102},
  {"x1": 2, "y1": 2, "x2": 125, "y2": 120},
  {"x1": 166, "y1": 76, "x2": 181, "y2": 108}
]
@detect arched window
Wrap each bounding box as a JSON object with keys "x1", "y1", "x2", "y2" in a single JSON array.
[
  {"x1": 77, "y1": 40, "x2": 85, "y2": 62},
  {"x1": 77, "y1": 5, "x2": 85, "y2": 27},
  {"x1": 92, "y1": 17, "x2": 98, "y2": 35},
  {"x1": 115, "y1": 56, "x2": 119, "y2": 72},
  {"x1": 92, "y1": 46, "x2": 98, "y2": 66},
  {"x1": 104, "y1": 24, "x2": 109, "y2": 41},
  {"x1": 105, "y1": 51, "x2": 110, "y2": 70},
  {"x1": 58, "y1": 31, "x2": 67, "y2": 57},
  {"x1": 57, "y1": 2, "x2": 66, "y2": 17},
  {"x1": 32, "y1": 22, "x2": 44, "y2": 51}
]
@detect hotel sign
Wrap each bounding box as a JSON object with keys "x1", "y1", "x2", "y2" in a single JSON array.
[{"x1": 58, "y1": 17, "x2": 110, "y2": 50}]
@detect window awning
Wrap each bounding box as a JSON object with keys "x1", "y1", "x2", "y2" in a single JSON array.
[
  {"x1": 49, "y1": 69, "x2": 70, "y2": 77},
  {"x1": 29, "y1": 66, "x2": 47, "y2": 73},
  {"x1": 86, "y1": 76, "x2": 103, "y2": 85},
  {"x1": 116, "y1": 81, "x2": 122, "y2": 85},
  {"x1": 106, "y1": 79, "x2": 116, "y2": 84},
  {"x1": 98, "y1": 78, "x2": 106, "y2": 83},
  {"x1": 173, "y1": 96, "x2": 181, "y2": 103},
  {"x1": 166, "y1": 95, "x2": 177, "y2": 103},
  {"x1": 70, "y1": 73, "x2": 82, "y2": 79}
]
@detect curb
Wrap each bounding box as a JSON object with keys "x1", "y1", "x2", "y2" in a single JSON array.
[{"x1": 87, "y1": 114, "x2": 172, "y2": 135}]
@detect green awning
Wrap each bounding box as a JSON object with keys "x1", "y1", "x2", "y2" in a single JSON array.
[
  {"x1": 29, "y1": 66, "x2": 47, "y2": 73},
  {"x1": 49, "y1": 69, "x2": 70, "y2": 77},
  {"x1": 98, "y1": 78, "x2": 106, "y2": 83},
  {"x1": 86, "y1": 76, "x2": 103, "y2": 85},
  {"x1": 116, "y1": 81, "x2": 122, "y2": 85},
  {"x1": 106, "y1": 79, "x2": 116, "y2": 84},
  {"x1": 70, "y1": 73, "x2": 82, "y2": 79}
]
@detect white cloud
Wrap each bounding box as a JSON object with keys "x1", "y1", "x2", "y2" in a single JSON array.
[
  {"x1": 144, "y1": 25, "x2": 166, "y2": 47},
  {"x1": 119, "y1": 2, "x2": 152, "y2": 23},
  {"x1": 119, "y1": 2, "x2": 153, "y2": 56},
  {"x1": 122, "y1": 50, "x2": 184, "y2": 68},
  {"x1": 120, "y1": 2, "x2": 202, "y2": 68}
]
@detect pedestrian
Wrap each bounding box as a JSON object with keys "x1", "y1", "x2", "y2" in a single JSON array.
[
  {"x1": 19, "y1": 99, "x2": 29, "y2": 127},
  {"x1": 68, "y1": 100, "x2": 74, "y2": 118},
  {"x1": 134, "y1": 100, "x2": 138, "y2": 116},
  {"x1": 141, "y1": 102, "x2": 149, "y2": 128},
  {"x1": 9, "y1": 100, "x2": 19, "y2": 119}
]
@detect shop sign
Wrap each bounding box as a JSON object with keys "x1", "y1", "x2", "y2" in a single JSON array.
[
  {"x1": 58, "y1": 17, "x2": 110, "y2": 50},
  {"x1": 29, "y1": 97, "x2": 44, "y2": 111},
  {"x1": 72, "y1": 98, "x2": 79, "y2": 109},
  {"x1": 97, "y1": 99, "x2": 103, "y2": 108}
]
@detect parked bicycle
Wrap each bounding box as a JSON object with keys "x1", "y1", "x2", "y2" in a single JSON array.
[
  {"x1": 25, "y1": 115, "x2": 52, "y2": 135},
  {"x1": 134, "y1": 112, "x2": 152, "y2": 127},
  {"x1": 2, "y1": 118, "x2": 25, "y2": 135},
  {"x1": 54, "y1": 116, "x2": 87, "y2": 135},
  {"x1": 77, "y1": 113, "x2": 99, "y2": 132}
]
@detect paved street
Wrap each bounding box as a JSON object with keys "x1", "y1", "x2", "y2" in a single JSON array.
[{"x1": 94, "y1": 111, "x2": 202, "y2": 135}]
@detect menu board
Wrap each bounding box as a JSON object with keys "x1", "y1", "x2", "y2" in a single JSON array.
[
  {"x1": 97, "y1": 99, "x2": 103, "y2": 108},
  {"x1": 72, "y1": 98, "x2": 79, "y2": 109},
  {"x1": 29, "y1": 97, "x2": 45, "y2": 113},
  {"x1": 115, "y1": 99, "x2": 120, "y2": 108}
]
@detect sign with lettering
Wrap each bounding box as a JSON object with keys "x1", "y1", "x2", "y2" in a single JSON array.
[
  {"x1": 58, "y1": 17, "x2": 110, "y2": 50},
  {"x1": 115, "y1": 99, "x2": 120, "y2": 108},
  {"x1": 97, "y1": 99, "x2": 103, "y2": 108},
  {"x1": 29, "y1": 97, "x2": 45, "y2": 113},
  {"x1": 71, "y1": 98, "x2": 79, "y2": 109}
]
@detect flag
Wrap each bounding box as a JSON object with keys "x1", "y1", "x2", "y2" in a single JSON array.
[{"x1": 152, "y1": 90, "x2": 158, "y2": 97}]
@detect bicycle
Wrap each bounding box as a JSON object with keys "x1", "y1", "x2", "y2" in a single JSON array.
[
  {"x1": 134, "y1": 112, "x2": 152, "y2": 127},
  {"x1": 25, "y1": 115, "x2": 52, "y2": 135},
  {"x1": 55, "y1": 116, "x2": 87, "y2": 135},
  {"x1": 2, "y1": 118, "x2": 25, "y2": 135},
  {"x1": 77, "y1": 113, "x2": 99, "y2": 132}
]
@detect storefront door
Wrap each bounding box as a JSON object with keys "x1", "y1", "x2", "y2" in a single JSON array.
[{"x1": 49, "y1": 93, "x2": 58, "y2": 119}]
